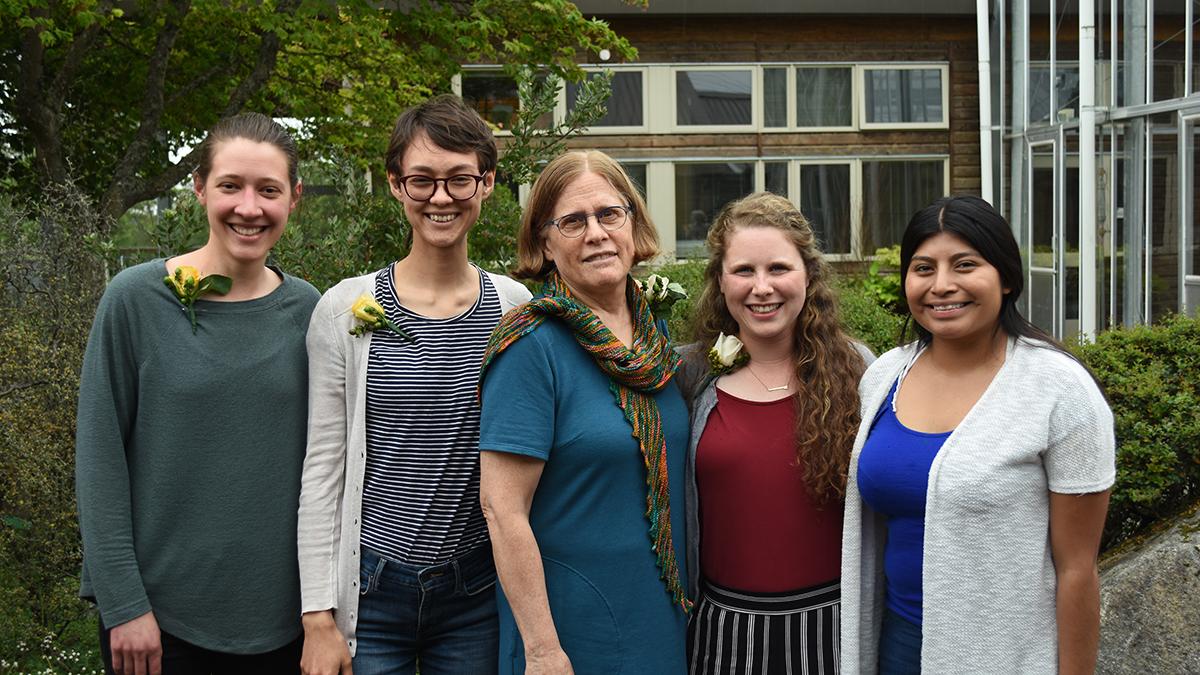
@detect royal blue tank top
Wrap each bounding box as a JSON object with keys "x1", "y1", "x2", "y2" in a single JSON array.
[{"x1": 856, "y1": 378, "x2": 951, "y2": 626}]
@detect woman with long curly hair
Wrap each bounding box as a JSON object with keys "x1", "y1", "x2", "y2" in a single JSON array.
[{"x1": 679, "y1": 191, "x2": 870, "y2": 674}]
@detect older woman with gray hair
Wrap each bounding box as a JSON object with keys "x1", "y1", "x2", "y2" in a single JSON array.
[{"x1": 479, "y1": 150, "x2": 691, "y2": 674}]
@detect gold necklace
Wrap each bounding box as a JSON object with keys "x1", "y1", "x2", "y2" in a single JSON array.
[{"x1": 745, "y1": 363, "x2": 790, "y2": 392}]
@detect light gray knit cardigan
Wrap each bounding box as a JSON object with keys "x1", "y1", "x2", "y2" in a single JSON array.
[
  {"x1": 296, "y1": 269, "x2": 530, "y2": 656},
  {"x1": 840, "y1": 336, "x2": 1115, "y2": 674}
]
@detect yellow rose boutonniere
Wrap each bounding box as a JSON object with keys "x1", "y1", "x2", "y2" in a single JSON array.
[
  {"x1": 163, "y1": 265, "x2": 232, "y2": 334},
  {"x1": 349, "y1": 295, "x2": 416, "y2": 342},
  {"x1": 708, "y1": 332, "x2": 749, "y2": 375}
]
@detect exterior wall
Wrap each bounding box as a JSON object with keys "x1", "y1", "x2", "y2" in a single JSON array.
[{"x1": 572, "y1": 15, "x2": 981, "y2": 194}]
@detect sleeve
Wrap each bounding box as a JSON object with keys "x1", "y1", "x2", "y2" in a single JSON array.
[
  {"x1": 1044, "y1": 364, "x2": 1117, "y2": 494},
  {"x1": 479, "y1": 331, "x2": 556, "y2": 461},
  {"x1": 74, "y1": 279, "x2": 152, "y2": 628},
  {"x1": 296, "y1": 289, "x2": 350, "y2": 613}
]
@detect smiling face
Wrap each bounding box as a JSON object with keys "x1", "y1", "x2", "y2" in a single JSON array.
[
  {"x1": 905, "y1": 231, "x2": 1009, "y2": 345},
  {"x1": 194, "y1": 137, "x2": 298, "y2": 267},
  {"x1": 718, "y1": 226, "x2": 809, "y2": 350},
  {"x1": 389, "y1": 130, "x2": 494, "y2": 252},
  {"x1": 540, "y1": 171, "x2": 636, "y2": 307}
]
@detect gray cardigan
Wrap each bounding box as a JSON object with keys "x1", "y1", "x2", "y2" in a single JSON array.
[
  {"x1": 677, "y1": 341, "x2": 874, "y2": 600},
  {"x1": 839, "y1": 337, "x2": 1115, "y2": 674},
  {"x1": 296, "y1": 268, "x2": 530, "y2": 655}
]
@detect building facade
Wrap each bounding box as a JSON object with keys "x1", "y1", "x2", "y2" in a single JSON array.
[{"x1": 459, "y1": 0, "x2": 1199, "y2": 338}]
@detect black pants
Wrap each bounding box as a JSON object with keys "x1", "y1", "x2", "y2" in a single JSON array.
[{"x1": 99, "y1": 621, "x2": 303, "y2": 674}]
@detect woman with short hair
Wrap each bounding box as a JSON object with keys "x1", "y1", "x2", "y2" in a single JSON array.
[{"x1": 297, "y1": 94, "x2": 530, "y2": 675}]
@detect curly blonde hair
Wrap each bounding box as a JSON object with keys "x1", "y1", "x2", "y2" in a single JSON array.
[{"x1": 690, "y1": 192, "x2": 866, "y2": 503}]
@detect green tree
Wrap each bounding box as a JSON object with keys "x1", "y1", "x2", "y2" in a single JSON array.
[{"x1": 0, "y1": 0, "x2": 637, "y2": 223}]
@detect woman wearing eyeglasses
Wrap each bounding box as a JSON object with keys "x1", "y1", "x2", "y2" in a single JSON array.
[
  {"x1": 297, "y1": 94, "x2": 531, "y2": 675},
  {"x1": 478, "y1": 150, "x2": 691, "y2": 673}
]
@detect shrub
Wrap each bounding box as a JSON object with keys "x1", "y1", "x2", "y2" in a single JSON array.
[
  {"x1": 1072, "y1": 315, "x2": 1200, "y2": 550},
  {"x1": 0, "y1": 186, "x2": 105, "y2": 671},
  {"x1": 861, "y1": 244, "x2": 903, "y2": 313},
  {"x1": 833, "y1": 277, "x2": 906, "y2": 357}
]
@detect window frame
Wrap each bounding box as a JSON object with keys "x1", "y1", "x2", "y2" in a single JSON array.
[
  {"x1": 859, "y1": 63, "x2": 951, "y2": 131},
  {"x1": 670, "y1": 65, "x2": 759, "y2": 133},
  {"x1": 789, "y1": 64, "x2": 858, "y2": 132},
  {"x1": 453, "y1": 67, "x2": 519, "y2": 137},
  {"x1": 561, "y1": 66, "x2": 650, "y2": 135}
]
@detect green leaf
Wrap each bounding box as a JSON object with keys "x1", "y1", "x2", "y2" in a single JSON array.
[
  {"x1": 200, "y1": 274, "x2": 232, "y2": 296},
  {"x1": 2, "y1": 515, "x2": 32, "y2": 530}
]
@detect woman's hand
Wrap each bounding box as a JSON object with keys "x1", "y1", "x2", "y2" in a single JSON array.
[
  {"x1": 300, "y1": 610, "x2": 353, "y2": 675},
  {"x1": 1049, "y1": 490, "x2": 1110, "y2": 675},
  {"x1": 109, "y1": 611, "x2": 161, "y2": 675},
  {"x1": 525, "y1": 645, "x2": 574, "y2": 674}
]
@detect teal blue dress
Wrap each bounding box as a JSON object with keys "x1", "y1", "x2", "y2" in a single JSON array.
[{"x1": 479, "y1": 319, "x2": 690, "y2": 674}]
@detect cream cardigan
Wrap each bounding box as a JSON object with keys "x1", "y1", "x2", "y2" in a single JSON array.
[
  {"x1": 840, "y1": 337, "x2": 1115, "y2": 674},
  {"x1": 296, "y1": 268, "x2": 530, "y2": 655}
]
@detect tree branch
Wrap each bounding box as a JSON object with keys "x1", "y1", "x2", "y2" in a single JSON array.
[
  {"x1": 0, "y1": 381, "x2": 50, "y2": 400},
  {"x1": 48, "y1": 0, "x2": 114, "y2": 108},
  {"x1": 99, "y1": 0, "x2": 193, "y2": 221},
  {"x1": 101, "y1": 0, "x2": 300, "y2": 220},
  {"x1": 15, "y1": 5, "x2": 67, "y2": 185},
  {"x1": 220, "y1": 0, "x2": 300, "y2": 117}
]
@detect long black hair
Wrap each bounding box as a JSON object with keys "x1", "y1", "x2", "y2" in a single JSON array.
[{"x1": 898, "y1": 195, "x2": 1075, "y2": 361}]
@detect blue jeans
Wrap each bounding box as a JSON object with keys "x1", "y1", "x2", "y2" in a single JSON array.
[
  {"x1": 352, "y1": 544, "x2": 499, "y2": 675},
  {"x1": 878, "y1": 607, "x2": 922, "y2": 675}
]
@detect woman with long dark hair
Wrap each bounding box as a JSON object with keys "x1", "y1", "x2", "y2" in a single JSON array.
[{"x1": 841, "y1": 195, "x2": 1114, "y2": 674}]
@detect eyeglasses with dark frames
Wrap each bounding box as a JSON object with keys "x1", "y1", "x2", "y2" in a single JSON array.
[
  {"x1": 395, "y1": 174, "x2": 487, "y2": 202},
  {"x1": 543, "y1": 204, "x2": 633, "y2": 238}
]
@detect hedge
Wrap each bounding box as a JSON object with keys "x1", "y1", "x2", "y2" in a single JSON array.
[{"x1": 1072, "y1": 315, "x2": 1200, "y2": 549}]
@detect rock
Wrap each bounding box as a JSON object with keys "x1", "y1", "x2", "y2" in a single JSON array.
[{"x1": 1098, "y1": 506, "x2": 1200, "y2": 674}]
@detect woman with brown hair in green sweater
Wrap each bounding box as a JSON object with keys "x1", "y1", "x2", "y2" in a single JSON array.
[{"x1": 75, "y1": 112, "x2": 319, "y2": 674}]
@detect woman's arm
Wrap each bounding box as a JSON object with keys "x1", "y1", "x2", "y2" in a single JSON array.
[
  {"x1": 75, "y1": 277, "x2": 162, "y2": 675},
  {"x1": 1049, "y1": 490, "x2": 1110, "y2": 675},
  {"x1": 297, "y1": 290, "x2": 353, "y2": 674},
  {"x1": 480, "y1": 451, "x2": 573, "y2": 675}
]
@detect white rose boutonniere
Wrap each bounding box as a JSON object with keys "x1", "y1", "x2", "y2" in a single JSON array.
[
  {"x1": 708, "y1": 332, "x2": 749, "y2": 375},
  {"x1": 634, "y1": 273, "x2": 688, "y2": 319}
]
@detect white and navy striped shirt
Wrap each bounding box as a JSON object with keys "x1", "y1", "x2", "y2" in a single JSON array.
[{"x1": 360, "y1": 264, "x2": 502, "y2": 565}]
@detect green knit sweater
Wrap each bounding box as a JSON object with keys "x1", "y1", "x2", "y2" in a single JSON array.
[{"x1": 75, "y1": 259, "x2": 319, "y2": 653}]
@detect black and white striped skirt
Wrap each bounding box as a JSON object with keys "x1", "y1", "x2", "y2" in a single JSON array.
[{"x1": 687, "y1": 578, "x2": 840, "y2": 675}]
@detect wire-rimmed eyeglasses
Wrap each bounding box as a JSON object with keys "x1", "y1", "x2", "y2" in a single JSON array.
[
  {"x1": 543, "y1": 204, "x2": 633, "y2": 238},
  {"x1": 395, "y1": 174, "x2": 487, "y2": 202}
]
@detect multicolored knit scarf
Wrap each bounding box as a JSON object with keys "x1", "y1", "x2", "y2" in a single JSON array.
[{"x1": 479, "y1": 272, "x2": 691, "y2": 613}]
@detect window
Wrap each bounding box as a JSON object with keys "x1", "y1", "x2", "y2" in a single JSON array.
[
  {"x1": 800, "y1": 164, "x2": 852, "y2": 254},
  {"x1": 567, "y1": 70, "x2": 645, "y2": 129},
  {"x1": 862, "y1": 160, "x2": 946, "y2": 250},
  {"x1": 675, "y1": 69, "x2": 753, "y2": 127},
  {"x1": 1029, "y1": 64, "x2": 1081, "y2": 123},
  {"x1": 675, "y1": 162, "x2": 754, "y2": 255},
  {"x1": 796, "y1": 67, "x2": 853, "y2": 128},
  {"x1": 461, "y1": 72, "x2": 520, "y2": 130},
  {"x1": 764, "y1": 162, "x2": 788, "y2": 197},
  {"x1": 862, "y1": 66, "x2": 947, "y2": 128},
  {"x1": 620, "y1": 161, "x2": 648, "y2": 198},
  {"x1": 763, "y1": 67, "x2": 788, "y2": 128}
]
